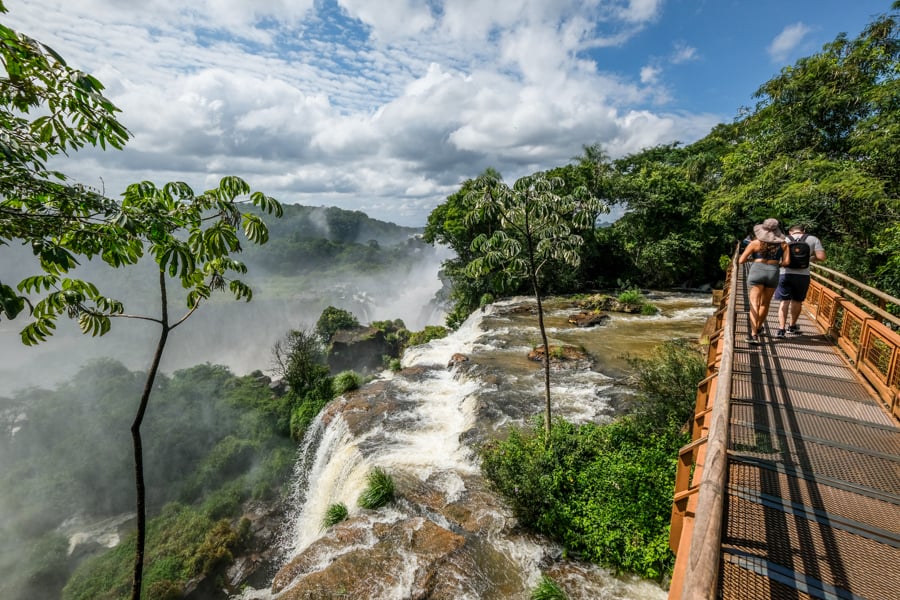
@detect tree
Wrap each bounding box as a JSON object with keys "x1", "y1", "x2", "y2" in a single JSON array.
[
  {"x1": 424, "y1": 168, "x2": 513, "y2": 327},
  {"x1": 272, "y1": 327, "x2": 330, "y2": 394},
  {"x1": 701, "y1": 4, "x2": 900, "y2": 287},
  {"x1": 1, "y1": 1, "x2": 131, "y2": 321},
  {"x1": 22, "y1": 178, "x2": 281, "y2": 600},
  {"x1": 315, "y1": 305, "x2": 360, "y2": 343},
  {"x1": 464, "y1": 172, "x2": 604, "y2": 434},
  {"x1": 1, "y1": 7, "x2": 283, "y2": 599}
]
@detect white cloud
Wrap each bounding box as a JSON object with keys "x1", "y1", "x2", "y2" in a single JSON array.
[
  {"x1": 5, "y1": 0, "x2": 722, "y2": 227},
  {"x1": 768, "y1": 22, "x2": 812, "y2": 63},
  {"x1": 640, "y1": 64, "x2": 662, "y2": 83},
  {"x1": 616, "y1": 0, "x2": 664, "y2": 24},
  {"x1": 671, "y1": 42, "x2": 698, "y2": 64}
]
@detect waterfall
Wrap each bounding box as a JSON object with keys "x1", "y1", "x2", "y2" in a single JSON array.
[{"x1": 239, "y1": 293, "x2": 712, "y2": 599}]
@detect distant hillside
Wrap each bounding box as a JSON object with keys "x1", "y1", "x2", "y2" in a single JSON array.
[
  {"x1": 241, "y1": 204, "x2": 428, "y2": 278},
  {"x1": 263, "y1": 204, "x2": 420, "y2": 246}
]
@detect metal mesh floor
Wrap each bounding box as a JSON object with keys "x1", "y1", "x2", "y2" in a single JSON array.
[{"x1": 717, "y1": 272, "x2": 900, "y2": 599}]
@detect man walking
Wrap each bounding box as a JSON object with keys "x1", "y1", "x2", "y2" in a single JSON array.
[{"x1": 774, "y1": 224, "x2": 826, "y2": 337}]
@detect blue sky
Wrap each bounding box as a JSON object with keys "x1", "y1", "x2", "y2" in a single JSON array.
[{"x1": 3, "y1": 0, "x2": 891, "y2": 227}]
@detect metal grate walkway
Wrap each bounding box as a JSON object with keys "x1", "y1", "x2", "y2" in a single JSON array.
[{"x1": 718, "y1": 268, "x2": 900, "y2": 599}]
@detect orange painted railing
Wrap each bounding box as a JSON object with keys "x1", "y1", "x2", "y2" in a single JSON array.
[
  {"x1": 667, "y1": 245, "x2": 738, "y2": 600},
  {"x1": 805, "y1": 264, "x2": 900, "y2": 421},
  {"x1": 667, "y1": 259, "x2": 900, "y2": 600}
]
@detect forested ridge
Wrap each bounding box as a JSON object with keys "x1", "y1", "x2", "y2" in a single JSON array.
[{"x1": 1, "y1": 2, "x2": 899, "y2": 599}]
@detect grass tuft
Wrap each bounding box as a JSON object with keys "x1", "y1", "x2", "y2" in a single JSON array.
[
  {"x1": 322, "y1": 502, "x2": 349, "y2": 529},
  {"x1": 357, "y1": 467, "x2": 395, "y2": 509},
  {"x1": 530, "y1": 575, "x2": 568, "y2": 600}
]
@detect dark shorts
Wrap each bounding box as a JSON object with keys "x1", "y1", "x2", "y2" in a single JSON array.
[
  {"x1": 747, "y1": 263, "x2": 779, "y2": 288},
  {"x1": 775, "y1": 273, "x2": 811, "y2": 301}
]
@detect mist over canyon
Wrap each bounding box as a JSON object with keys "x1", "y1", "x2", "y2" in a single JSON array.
[{"x1": 0, "y1": 205, "x2": 449, "y2": 395}]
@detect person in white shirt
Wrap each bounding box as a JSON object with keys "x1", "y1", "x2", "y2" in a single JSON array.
[{"x1": 774, "y1": 224, "x2": 826, "y2": 337}]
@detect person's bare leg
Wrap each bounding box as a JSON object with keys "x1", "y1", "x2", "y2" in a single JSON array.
[
  {"x1": 779, "y1": 300, "x2": 789, "y2": 330},
  {"x1": 759, "y1": 288, "x2": 776, "y2": 329},
  {"x1": 790, "y1": 300, "x2": 802, "y2": 327},
  {"x1": 748, "y1": 285, "x2": 762, "y2": 336}
]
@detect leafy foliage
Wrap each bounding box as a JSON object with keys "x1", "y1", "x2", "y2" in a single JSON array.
[
  {"x1": 357, "y1": 467, "x2": 396, "y2": 510},
  {"x1": 465, "y1": 171, "x2": 604, "y2": 434},
  {"x1": 332, "y1": 370, "x2": 364, "y2": 395},
  {"x1": 625, "y1": 339, "x2": 707, "y2": 432},
  {"x1": 480, "y1": 339, "x2": 704, "y2": 580},
  {"x1": 406, "y1": 325, "x2": 449, "y2": 346},
  {"x1": 272, "y1": 328, "x2": 330, "y2": 395},
  {"x1": 315, "y1": 306, "x2": 361, "y2": 343},
  {"x1": 0, "y1": 362, "x2": 296, "y2": 600}
]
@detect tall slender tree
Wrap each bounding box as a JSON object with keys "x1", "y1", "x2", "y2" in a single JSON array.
[
  {"x1": 464, "y1": 172, "x2": 604, "y2": 434},
  {"x1": 1, "y1": 5, "x2": 283, "y2": 599}
]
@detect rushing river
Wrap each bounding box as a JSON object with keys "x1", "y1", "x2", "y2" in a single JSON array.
[{"x1": 238, "y1": 292, "x2": 714, "y2": 600}]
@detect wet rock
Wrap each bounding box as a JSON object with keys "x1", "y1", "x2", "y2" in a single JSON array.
[
  {"x1": 567, "y1": 311, "x2": 610, "y2": 328},
  {"x1": 527, "y1": 344, "x2": 589, "y2": 363},
  {"x1": 320, "y1": 382, "x2": 399, "y2": 436},
  {"x1": 447, "y1": 353, "x2": 469, "y2": 369},
  {"x1": 268, "y1": 378, "x2": 287, "y2": 396},
  {"x1": 327, "y1": 326, "x2": 391, "y2": 374},
  {"x1": 576, "y1": 294, "x2": 643, "y2": 314},
  {"x1": 182, "y1": 499, "x2": 288, "y2": 599},
  {"x1": 272, "y1": 517, "x2": 465, "y2": 600}
]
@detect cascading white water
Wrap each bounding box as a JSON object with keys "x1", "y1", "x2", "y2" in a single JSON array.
[{"x1": 239, "y1": 292, "x2": 712, "y2": 599}]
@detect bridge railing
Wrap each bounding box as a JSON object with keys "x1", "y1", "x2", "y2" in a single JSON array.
[
  {"x1": 806, "y1": 264, "x2": 900, "y2": 421},
  {"x1": 667, "y1": 258, "x2": 900, "y2": 599},
  {"x1": 667, "y1": 244, "x2": 738, "y2": 600}
]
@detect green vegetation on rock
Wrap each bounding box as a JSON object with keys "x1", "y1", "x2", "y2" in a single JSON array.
[{"x1": 480, "y1": 339, "x2": 705, "y2": 581}]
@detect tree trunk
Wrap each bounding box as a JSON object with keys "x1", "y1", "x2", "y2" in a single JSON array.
[
  {"x1": 130, "y1": 272, "x2": 169, "y2": 600},
  {"x1": 533, "y1": 283, "x2": 551, "y2": 436}
]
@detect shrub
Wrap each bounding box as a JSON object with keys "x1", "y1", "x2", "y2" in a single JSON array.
[
  {"x1": 272, "y1": 328, "x2": 329, "y2": 395},
  {"x1": 357, "y1": 467, "x2": 395, "y2": 509},
  {"x1": 146, "y1": 580, "x2": 183, "y2": 600},
  {"x1": 640, "y1": 303, "x2": 658, "y2": 315},
  {"x1": 189, "y1": 519, "x2": 239, "y2": 576},
  {"x1": 407, "y1": 325, "x2": 449, "y2": 347},
  {"x1": 531, "y1": 575, "x2": 568, "y2": 600},
  {"x1": 626, "y1": 338, "x2": 706, "y2": 433},
  {"x1": 388, "y1": 358, "x2": 402, "y2": 371},
  {"x1": 315, "y1": 306, "x2": 360, "y2": 342},
  {"x1": 290, "y1": 395, "x2": 329, "y2": 441},
  {"x1": 333, "y1": 370, "x2": 363, "y2": 395},
  {"x1": 322, "y1": 502, "x2": 349, "y2": 529},
  {"x1": 616, "y1": 287, "x2": 644, "y2": 305},
  {"x1": 480, "y1": 418, "x2": 684, "y2": 580}
]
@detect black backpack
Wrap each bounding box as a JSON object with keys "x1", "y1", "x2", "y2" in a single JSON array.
[{"x1": 787, "y1": 233, "x2": 811, "y2": 269}]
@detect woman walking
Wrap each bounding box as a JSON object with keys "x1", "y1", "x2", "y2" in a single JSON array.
[{"x1": 738, "y1": 219, "x2": 790, "y2": 344}]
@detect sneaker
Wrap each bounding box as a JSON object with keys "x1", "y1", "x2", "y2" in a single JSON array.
[
  {"x1": 787, "y1": 325, "x2": 800, "y2": 335},
  {"x1": 776, "y1": 329, "x2": 786, "y2": 338},
  {"x1": 746, "y1": 334, "x2": 760, "y2": 345}
]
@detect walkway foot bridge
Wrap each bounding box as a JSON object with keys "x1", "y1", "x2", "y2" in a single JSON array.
[{"x1": 668, "y1": 255, "x2": 900, "y2": 599}]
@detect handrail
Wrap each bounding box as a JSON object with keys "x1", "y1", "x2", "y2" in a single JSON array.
[
  {"x1": 811, "y1": 263, "x2": 900, "y2": 329},
  {"x1": 805, "y1": 265, "x2": 900, "y2": 421},
  {"x1": 670, "y1": 244, "x2": 739, "y2": 600}
]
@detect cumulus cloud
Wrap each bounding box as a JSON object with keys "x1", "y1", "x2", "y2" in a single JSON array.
[
  {"x1": 5, "y1": 0, "x2": 721, "y2": 227},
  {"x1": 768, "y1": 22, "x2": 812, "y2": 63},
  {"x1": 640, "y1": 64, "x2": 662, "y2": 84}
]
